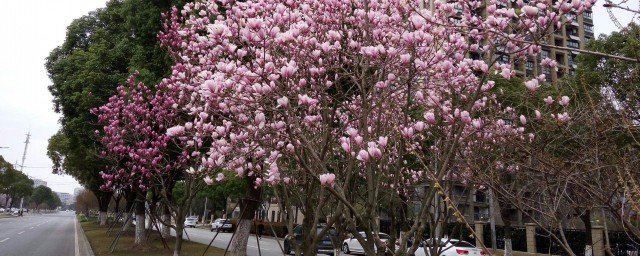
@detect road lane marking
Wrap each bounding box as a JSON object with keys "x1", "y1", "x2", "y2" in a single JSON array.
[
  {"x1": 0, "y1": 238, "x2": 9, "y2": 243},
  {"x1": 18, "y1": 231, "x2": 24, "y2": 234},
  {"x1": 29, "y1": 227, "x2": 34, "y2": 229}
]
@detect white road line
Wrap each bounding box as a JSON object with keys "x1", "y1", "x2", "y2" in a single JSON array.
[
  {"x1": 18, "y1": 231, "x2": 24, "y2": 235},
  {"x1": 29, "y1": 227, "x2": 34, "y2": 229},
  {"x1": 75, "y1": 217, "x2": 79, "y2": 256},
  {"x1": 0, "y1": 238, "x2": 9, "y2": 243}
]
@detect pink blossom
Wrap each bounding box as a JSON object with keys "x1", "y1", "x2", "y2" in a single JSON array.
[
  {"x1": 522, "y1": 6, "x2": 538, "y2": 17},
  {"x1": 367, "y1": 146, "x2": 382, "y2": 159},
  {"x1": 519, "y1": 115, "x2": 527, "y2": 125},
  {"x1": 472, "y1": 119, "x2": 483, "y2": 129},
  {"x1": 414, "y1": 121, "x2": 426, "y2": 131},
  {"x1": 460, "y1": 111, "x2": 472, "y2": 124},
  {"x1": 378, "y1": 136, "x2": 388, "y2": 148},
  {"x1": 216, "y1": 173, "x2": 225, "y2": 181},
  {"x1": 166, "y1": 125, "x2": 185, "y2": 137},
  {"x1": 535, "y1": 110, "x2": 542, "y2": 119},
  {"x1": 277, "y1": 96, "x2": 289, "y2": 107},
  {"x1": 544, "y1": 96, "x2": 554, "y2": 105},
  {"x1": 356, "y1": 150, "x2": 370, "y2": 162},
  {"x1": 204, "y1": 176, "x2": 214, "y2": 185},
  {"x1": 524, "y1": 79, "x2": 539, "y2": 92},
  {"x1": 401, "y1": 127, "x2": 414, "y2": 138},
  {"x1": 319, "y1": 173, "x2": 336, "y2": 187},
  {"x1": 425, "y1": 112, "x2": 436, "y2": 125},
  {"x1": 559, "y1": 96, "x2": 570, "y2": 106},
  {"x1": 557, "y1": 112, "x2": 570, "y2": 123},
  {"x1": 500, "y1": 67, "x2": 512, "y2": 79},
  {"x1": 341, "y1": 141, "x2": 351, "y2": 152},
  {"x1": 298, "y1": 94, "x2": 319, "y2": 106},
  {"x1": 354, "y1": 135, "x2": 363, "y2": 146}
]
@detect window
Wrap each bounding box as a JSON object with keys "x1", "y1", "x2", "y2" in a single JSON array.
[
  {"x1": 497, "y1": 54, "x2": 510, "y2": 64},
  {"x1": 541, "y1": 50, "x2": 550, "y2": 59},
  {"x1": 565, "y1": 13, "x2": 577, "y2": 22},
  {"x1": 567, "y1": 40, "x2": 579, "y2": 49},
  {"x1": 584, "y1": 24, "x2": 593, "y2": 33},
  {"x1": 526, "y1": 61, "x2": 534, "y2": 70},
  {"x1": 584, "y1": 12, "x2": 593, "y2": 19}
]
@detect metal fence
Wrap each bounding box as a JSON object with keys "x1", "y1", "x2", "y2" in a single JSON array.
[
  {"x1": 609, "y1": 231, "x2": 640, "y2": 256},
  {"x1": 535, "y1": 228, "x2": 586, "y2": 256},
  {"x1": 481, "y1": 224, "x2": 527, "y2": 251}
]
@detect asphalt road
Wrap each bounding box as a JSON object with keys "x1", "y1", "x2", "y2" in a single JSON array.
[
  {"x1": 172, "y1": 226, "x2": 292, "y2": 256},
  {"x1": 0, "y1": 211, "x2": 78, "y2": 256}
]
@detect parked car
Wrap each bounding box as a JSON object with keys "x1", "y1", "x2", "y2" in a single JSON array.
[
  {"x1": 284, "y1": 225, "x2": 338, "y2": 255},
  {"x1": 211, "y1": 218, "x2": 233, "y2": 232},
  {"x1": 342, "y1": 232, "x2": 392, "y2": 255},
  {"x1": 184, "y1": 216, "x2": 198, "y2": 228},
  {"x1": 415, "y1": 238, "x2": 486, "y2": 256}
]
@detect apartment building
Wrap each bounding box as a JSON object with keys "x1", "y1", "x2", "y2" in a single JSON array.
[{"x1": 429, "y1": 0, "x2": 594, "y2": 83}]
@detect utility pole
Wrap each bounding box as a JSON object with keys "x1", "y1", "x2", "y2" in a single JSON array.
[{"x1": 18, "y1": 132, "x2": 31, "y2": 212}]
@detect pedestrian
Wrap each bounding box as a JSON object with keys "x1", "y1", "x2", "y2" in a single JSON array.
[{"x1": 257, "y1": 220, "x2": 265, "y2": 239}]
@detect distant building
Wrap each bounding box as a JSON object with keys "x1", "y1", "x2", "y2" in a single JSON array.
[
  {"x1": 30, "y1": 177, "x2": 47, "y2": 188},
  {"x1": 55, "y1": 192, "x2": 73, "y2": 205}
]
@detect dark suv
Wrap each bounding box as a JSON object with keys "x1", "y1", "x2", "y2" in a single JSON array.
[{"x1": 283, "y1": 225, "x2": 338, "y2": 255}]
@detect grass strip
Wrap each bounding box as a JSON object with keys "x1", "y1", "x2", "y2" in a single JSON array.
[{"x1": 80, "y1": 217, "x2": 226, "y2": 256}]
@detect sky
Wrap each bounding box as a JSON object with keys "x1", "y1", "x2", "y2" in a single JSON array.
[{"x1": 0, "y1": 0, "x2": 637, "y2": 195}]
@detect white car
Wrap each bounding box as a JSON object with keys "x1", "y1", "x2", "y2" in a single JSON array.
[
  {"x1": 342, "y1": 232, "x2": 391, "y2": 255},
  {"x1": 184, "y1": 216, "x2": 198, "y2": 228},
  {"x1": 415, "y1": 238, "x2": 486, "y2": 256},
  {"x1": 210, "y1": 218, "x2": 233, "y2": 232}
]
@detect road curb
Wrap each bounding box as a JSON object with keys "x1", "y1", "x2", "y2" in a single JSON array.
[{"x1": 76, "y1": 218, "x2": 95, "y2": 256}]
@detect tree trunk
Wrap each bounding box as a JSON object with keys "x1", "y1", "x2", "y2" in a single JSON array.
[
  {"x1": 502, "y1": 213, "x2": 513, "y2": 256},
  {"x1": 97, "y1": 191, "x2": 112, "y2": 226},
  {"x1": 172, "y1": 199, "x2": 190, "y2": 256},
  {"x1": 133, "y1": 191, "x2": 148, "y2": 248},
  {"x1": 162, "y1": 203, "x2": 171, "y2": 239},
  {"x1": 581, "y1": 209, "x2": 593, "y2": 256},
  {"x1": 228, "y1": 177, "x2": 261, "y2": 256},
  {"x1": 229, "y1": 219, "x2": 253, "y2": 256}
]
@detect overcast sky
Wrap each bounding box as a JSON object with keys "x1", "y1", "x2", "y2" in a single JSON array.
[{"x1": 0, "y1": 0, "x2": 637, "y2": 195}]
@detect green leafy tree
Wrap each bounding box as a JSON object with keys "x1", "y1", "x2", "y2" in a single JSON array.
[
  {"x1": 0, "y1": 156, "x2": 34, "y2": 209},
  {"x1": 31, "y1": 186, "x2": 58, "y2": 211},
  {"x1": 45, "y1": 0, "x2": 188, "y2": 226}
]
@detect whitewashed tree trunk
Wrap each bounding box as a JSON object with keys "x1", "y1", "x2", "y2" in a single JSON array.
[
  {"x1": 99, "y1": 211, "x2": 107, "y2": 226},
  {"x1": 504, "y1": 239, "x2": 513, "y2": 256},
  {"x1": 228, "y1": 219, "x2": 252, "y2": 256},
  {"x1": 134, "y1": 213, "x2": 146, "y2": 245},
  {"x1": 162, "y1": 214, "x2": 171, "y2": 239},
  {"x1": 585, "y1": 245, "x2": 593, "y2": 256}
]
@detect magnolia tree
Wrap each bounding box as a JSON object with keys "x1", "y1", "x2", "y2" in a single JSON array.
[
  {"x1": 96, "y1": 0, "x2": 596, "y2": 254},
  {"x1": 94, "y1": 72, "x2": 213, "y2": 254}
]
